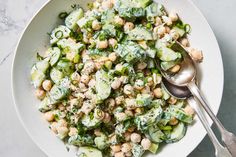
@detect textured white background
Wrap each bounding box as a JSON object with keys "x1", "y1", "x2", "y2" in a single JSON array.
[{"x1": 0, "y1": 0, "x2": 235, "y2": 156}]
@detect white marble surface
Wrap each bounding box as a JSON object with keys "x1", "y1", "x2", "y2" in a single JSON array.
[{"x1": 0, "y1": 0, "x2": 236, "y2": 156}]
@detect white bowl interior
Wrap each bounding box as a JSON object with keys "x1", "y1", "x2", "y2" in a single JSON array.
[{"x1": 12, "y1": 0, "x2": 224, "y2": 156}]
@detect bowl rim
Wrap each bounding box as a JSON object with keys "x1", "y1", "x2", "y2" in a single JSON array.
[{"x1": 11, "y1": 0, "x2": 224, "y2": 156}]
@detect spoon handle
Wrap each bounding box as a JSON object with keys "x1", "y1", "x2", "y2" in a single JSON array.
[
  {"x1": 187, "y1": 97, "x2": 232, "y2": 157},
  {"x1": 188, "y1": 81, "x2": 236, "y2": 156}
]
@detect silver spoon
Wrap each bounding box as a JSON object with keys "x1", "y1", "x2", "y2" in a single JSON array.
[
  {"x1": 157, "y1": 42, "x2": 236, "y2": 156},
  {"x1": 162, "y1": 78, "x2": 232, "y2": 157}
]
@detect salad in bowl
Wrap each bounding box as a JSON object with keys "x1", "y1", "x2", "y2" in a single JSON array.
[{"x1": 30, "y1": 0, "x2": 203, "y2": 156}]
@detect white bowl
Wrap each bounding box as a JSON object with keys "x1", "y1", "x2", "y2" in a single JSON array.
[{"x1": 12, "y1": 0, "x2": 224, "y2": 156}]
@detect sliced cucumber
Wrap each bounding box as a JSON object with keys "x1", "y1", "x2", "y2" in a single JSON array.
[
  {"x1": 165, "y1": 122, "x2": 186, "y2": 143},
  {"x1": 168, "y1": 105, "x2": 193, "y2": 124},
  {"x1": 172, "y1": 26, "x2": 186, "y2": 37},
  {"x1": 135, "y1": 106, "x2": 163, "y2": 131},
  {"x1": 160, "y1": 61, "x2": 176, "y2": 71},
  {"x1": 148, "y1": 125, "x2": 166, "y2": 143},
  {"x1": 30, "y1": 60, "x2": 50, "y2": 88},
  {"x1": 127, "y1": 26, "x2": 153, "y2": 40},
  {"x1": 146, "y1": 3, "x2": 165, "y2": 22},
  {"x1": 49, "y1": 78, "x2": 70, "y2": 101},
  {"x1": 49, "y1": 85, "x2": 69, "y2": 101},
  {"x1": 57, "y1": 38, "x2": 85, "y2": 54},
  {"x1": 132, "y1": 144, "x2": 145, "y2": 157},
  {"x1": 65, "y1": 8, "x2": 84, "y2": 31},
  {"x1": 77, "y1": 147, "x2": 102, "y2": 157},
  {"x1": 68, "y1": 135, "x2": 94, "y2": 146},
  {"x1": 50, "y1": 68, "x2": 64, "y2": 84},
  {"x1": 38, "y1": 96, "x2": 57, "y2": 112},
  {"x1": 157, "y1": 46, "x2": 182, "y2": 62},
  {"x1": 46, "y1": 47, "x2": 61, "y2": 66},
  {"x1": 148, "y1": 143, "x2": 159, "y2": 154},
  {"x1": 95, "y1": 70, "x2": 111, "y2": 100},
  {"x1": 31, "y1": 70, "x2": 45, "y2": 88},
  {"x1": 50, "y1": 25, "x2": 71, "y2": 44},
  {"x1": 81, "y1": 113, "x2": 101, "y2": 129},
  {"x1": 56, "y1": 59, "x2": 74, "y2": 76}
]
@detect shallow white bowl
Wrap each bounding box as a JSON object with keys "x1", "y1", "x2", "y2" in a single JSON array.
[{"x1": 12, "y1": 0, "x2": 224, "y2": 156}]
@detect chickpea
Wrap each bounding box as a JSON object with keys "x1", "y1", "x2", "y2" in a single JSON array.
[
  {"x1": 111, "y1": 145, "x2": 121, "y2": 153},
  {"x1": 154, "y1": 25, "x2": 166, "y2": 37},
  {"x1": 81, "y1": 61, "x2": 95, "y2": 75},
  {"x1": 123, "y1": 84, "x2": 133, "y2": 95},
  {"x1": 131, "y1": 133, "x2": 141, "y2": 143},
  {"x1": 92, "y1": 20, "x2": 102, "y2": 31},
  {"x1": 80, "y1": 75, "x2": 90, "y2": 85},
  {"x1": 68, "y1": 127, "x2": 78, "y2": 136},
  {"x1": 57, "y1": 126, "x2": 69, "y2": 137},
  {"x1": 35, "y1": 88, "x2": 46, "y2": 100},
  {"x1": 115, "y1": 152, "x2": 125, "y2": 157},
  {"x1": 58, "y1": 119, "x2": 67, "y2": 127},
  {"x1": 102, "y1": 0, "x2": 113, "y2": 9},
  {"x1": 184, "y1": 105, "x2": 195, "y2": 116},
  {"x1": 79, "y1": 82, "x2": 87, "y2": 92},
  {"x1": 108, "y1": 52, "x2": 117, "y2": 62},
  {"x1": 180, "y1": 38, "x2": 190, "y2": 47},
  {"x1": 125, "y1": 98, "x2": 136, "y2": 110},
  {"x1": 124, "y1": 22, "x2": 134, "y2": 32},
  {"x1": 42, "y1": 80, "x2": 52, "y2": 91},
  {"x1": 97, "y1": 39, "x2": 108, "y2": 49},
  {"x1": 119, "y1": 76, "x2": 128, "y2": 84},
  {"x1": 121, "y1": 143, "x2": 132, "y2": 153},
  {"x1": 169, "y1": 117, "x2": 179, "y2": 125},
  {"x1": 141, "y1": 138, "x2": 151, "y2": 150},
  {"x1": 109, "y1": 38, "x2": 118, "y2": 48},
  {"x1": 111, "y1": 78, "x2": 122, "y2": 90},
  {"x1": 44, "y1": 111, "x2": 54, "y2": 122},
  {"x1": 169, "y1": 11, "x2": 178, "y2": 22},
  {"x1": 114, "y1": 16, "x2": 125, "y2": 26},
  {"x1": 103, "y1": 113, "x2": 111, "y2": 123},
  {"x1": 153, "y1": 88, "x2": 163, "y2": 98},
  {"x1": 162, "y1": 15, "x2": 172, "y2": 26},
  {"x1": 170, "y1": 64, "x2": 181, "y2": 73},
  {"x1": 105, "y1": 98, "x2": 116, "y2": 107},
  {"x1": 137, "y1": 62, "x2": 147, "y2": 70},
  {"x1": 189, "y1": 48, "x2": 203, "y2": 62},
  {"x1": 84, "y1": 90, "x2": 93, "y2": 99},
  {"x1": 115, "y1": 64, "x2": 123, "y2": 72},
  {"x1": 88, "y1": 79, "x2": 96, "y2": 87},
  {"x1": 134, "y1": 79, "x2": 144, "y2": 90},
  {"x1": 115, "y1": 96, "x2": 125, "y2": 105},
  {"x1": 116, "y1": 112, "x2": 127, "y2": 121},
  {"x1": 146, "y1": 77, "x2": 153, "y2": 87},
  {"x1": 124, "y1": 132, "x2": 131, "y2": 141},
  {"x1": 165, "y1": 26, "x2": 171, "y2": 33},
  {"x1": 125, "y1": 151, "x2": 132, "y2": 157},
  {"x1": 94, "y1": 61, "x2": 104, "y2": 70},
  {"x1": 155, "y1": 17, "x2": 162, "y2": 26},
  {"x1": 168, "y1": 97, "x2": 177, "y2": 105},
  {"x1": 94, "y1": 109, "x2": 105, "y2": 120},
  {"x1": 135, "y1": 107, "x2": 144, "y2": 115},
  {"x1": 58, "y1": 104, "x2": 66, "y2": 111},
  {"x1": 94, "y1": 129, "x2": 103, "y2": 136},
  {"x1": 125, "y1": 110, "x2": 134, "y2": 117},
  {"x1": 170, "y1": 29, "x2": 180, "y2": 40},
  {"x1": 141, "y1": 86, "x2": 151, "y2": 94},
  {"x1": 50, "y1": 122, "x2": 58, "y2": 134}
]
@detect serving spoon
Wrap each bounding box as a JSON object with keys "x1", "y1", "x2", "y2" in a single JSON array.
[
  {"x1": 162, "y1": 78, "x2": 231, "y2": 157},
  {"x1": 156, "y1": 42, "x2": 236, "y2": 156}
]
